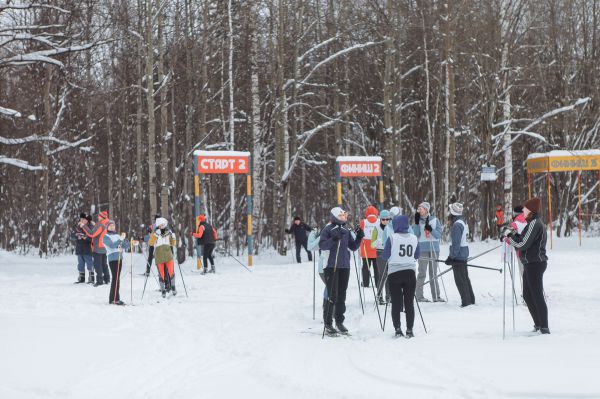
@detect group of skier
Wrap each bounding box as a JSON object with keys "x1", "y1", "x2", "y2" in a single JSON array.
[{"x1": 299, "y1": 197, "x2": 549, "y2": 338}]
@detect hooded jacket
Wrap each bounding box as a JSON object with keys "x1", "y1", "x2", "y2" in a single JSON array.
[
  {"x1": 382, "y1": 215, "x2": 420, "y2": 274},
  {"x1": 359, "y1": 206, "x2": 379, "y2": 259},
  {"x1": 318, "y1": 217, "x2": 361, "y2": 269},
  {"x1": 507, "y1": 213, "x2": 547, "y2": 264}
]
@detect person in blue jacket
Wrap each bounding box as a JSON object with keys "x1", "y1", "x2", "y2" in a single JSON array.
[
  {"x1": 318, "y1": 207, "x2": 363, "y2": 336},
  {"x1": 445, "y1": 202, "x2": 475, "y2": 307},
  {"x1": 412, "y1": 202, "x2": 444, "y2": 302},
  {"x1": 103, "y1": 220, "x2": 130, "y2": 305}
]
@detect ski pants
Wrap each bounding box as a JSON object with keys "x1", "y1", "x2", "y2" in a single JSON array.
[
  {"x1": 361, "y1": 258, "x2": 378, "y2": 288},
  {"x1": 108, "y1": 260, "x2": 122, "y2": 303},
  {"x1": 416, "y1": 251, "x2": 441, "y2": 300},
  {"x1": 452, "y1": 262, "x2": 475, "y2": 306},
  {"x1": 203, "y1": 244, "x2": 215, "y2": 268},
  {"x1": 523, "y1": 261, "x2": 548, "y2": 329},
  {"x1": 323, "y1": 267, "x2": 350, "y2": 325},
  {"x1": 295, "y1": 240, "x2": 312, "y2": 263},
  {"x1": 93, "y1": 253, "x2": 110, "y2": 284},
  {"x1": 156, "y1": 260, "x2": 175, "y2": 290},
  {"x1": 389, "y1": 269, "x2": 416, "y2": 331},
  {"x1": 375, "y1": 250, "x2": 389, "y2": 300},
  {"x1": 77, "y1": 254, "x2": 94, "y2": 273}
]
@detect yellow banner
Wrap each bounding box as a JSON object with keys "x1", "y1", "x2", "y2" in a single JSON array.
[{"x1": 528, "y1": 155, "x2": 600, "y2": 173}]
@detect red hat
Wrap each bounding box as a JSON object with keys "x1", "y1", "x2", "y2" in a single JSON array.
[
  {"x1": 197, "y1": 214, "x2": 206, "y2": 223},
  {"x1": 523, "y1": 198, "x2": 541, "y2": 214},
  {"x1": 98, "y1": 210, "x2": 108, "y2": 219}
]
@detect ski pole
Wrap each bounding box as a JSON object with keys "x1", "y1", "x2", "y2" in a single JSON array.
[
  {"x1": 176, "y1": 257, "x2": 189, "y2": 298},
  {"x1": 114, "y1": 249, "x2": 122, "y2": 304},
  {"x1": 420, "y1": 258, "x2": 502, "y2": 273},
  {"x1": 467, "y1": 244, "x2": 502, "y2": 262},
  {"x1": 414, "y1": 293, "x2": 427, "y2": 333},
  {"x1": 223, "y1": 246, "x2": 252, "y2": 272},
  {"x1": 433, "y1": 247, "x2": 448, "y2": 302},
  {"x1": 130, "y1": 239, "x2": 134, "y2": 304},
  {"x1": 352, "y1": 251, "x2": 365, "y2": 315},
  {"x1": 503, "y1": 250, "x2": 506, "y2": 340},
  {"x1": 421, "y1": 266, "x2": 453, "y2": 287},
  {"x1": 368, "y1": 266, "x2": 384, "y2": 331},
  {"x1": 312, "y1": 251, "x2": 316, "y2": 320},
  {"x1": 323, "y1": 239, "x2": 341, "y2": 339},
  {"x1": 379, "y1": 263, "x2": 390, "y2": 331}
]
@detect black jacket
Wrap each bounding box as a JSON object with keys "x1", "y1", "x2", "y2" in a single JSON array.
[
  {"x1": 70, "y1": 226, "x2": 92, "y2": 256},
  {"x1": 285, "y1": 222, "x2": 312, "y2": 244},
  {"x1": 318, "y1": 219, "x2": 361, "y2": 269},
  {"x1": 508, "y1": 214, "x2": 548, "y2": 264},
  {"x1": 196, "y1": 221, "x2": 216, "y2": 246}
]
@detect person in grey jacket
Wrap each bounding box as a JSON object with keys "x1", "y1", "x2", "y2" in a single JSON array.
[
  {"x1": 413, "y1": 202, "x2": 444, "y2": 302},
  {"x1": 445, "y1": 202, "x2": 475, "y2": 307},
  {"x1": 103, "y1": 220, "x2": 130, "y2": 305},
  {"x1": 382, "y1": 215, "x2": 420, "y2": 338}
]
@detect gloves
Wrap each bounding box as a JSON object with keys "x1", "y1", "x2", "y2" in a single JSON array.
[
  {"x1": 120, "y1": 232, "x2": 126, "y2": 239},
  {"x1": 330, "y1": 227, "x2": 343, "y2": 242},
  {"x1": 424, "y1": 216, "x2": 433, "y2": 232},
  {"x1": 445, "y1": 257, "x2": 455, "y2": 266},
  {"x1": 414, "y1": 212, "x2": 420, "y2": 225},
  {"x1": 500, "y1": 225, "x2": 515, "y2": 238},
  {"x1": 285, "y1": 228, "x2": 290, "y2": 234},
  {"x1": 355, "y1": 228, "x2": 365, "y2": 241}
]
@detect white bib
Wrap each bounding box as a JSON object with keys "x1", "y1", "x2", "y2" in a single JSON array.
[{"x1": 388, "y1": 233, "x2": 419, "y2": 264}]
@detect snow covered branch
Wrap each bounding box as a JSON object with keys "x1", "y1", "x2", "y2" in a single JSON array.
[{"x1": 0, "y1": 156, "x2": 43, "y2": 170}]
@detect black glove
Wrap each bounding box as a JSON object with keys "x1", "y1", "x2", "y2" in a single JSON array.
[
  {"x1": 424, "y1": 217, "x2": 433, "y2": 232},
  {"x1": 445, "y1": 257, "x2": 455, "y2": 266},
  {"x1": 500, "y1": 225, "x2": 515, "y2": 238},
  {"x1": 414, "y1": 212, "x2": 420, "y2": 225},
  {"x1": 355, "y1": 228, "x2": 365, "y2": 241},
  {"x1": 330, "y1": 227, "x2": 342, "y2": 242},
  {"x1": 285, "y1": 228, "x2": 290, "y2": 234}
]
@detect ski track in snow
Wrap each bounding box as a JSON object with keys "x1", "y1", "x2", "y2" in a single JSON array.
[{"x1": 1, "y1": 237, "x2": 599, "y2": 399}]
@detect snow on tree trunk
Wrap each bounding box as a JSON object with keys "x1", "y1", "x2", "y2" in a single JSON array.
[
  {"x1": 227, "y1": 0, "x2": 236, "y2": 252},
  {"x1": 146, "y1": 0, "x2": 157, "y2": 218}
]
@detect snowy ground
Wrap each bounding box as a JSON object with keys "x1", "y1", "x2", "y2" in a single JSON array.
[{"x1": 1, "y1": 236, "x2": 599, "y2": 399}]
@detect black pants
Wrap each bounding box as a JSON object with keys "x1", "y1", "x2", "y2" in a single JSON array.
[
  {"x1": 203, "y1": 244, "x2": 215, "y2": 267},
  {"x1": 93, "y1": 253, "x2": 110, "y2": 284},
  {"x1": 389, "y1": 270, "x2": 416, "y2": 330},
  {"x1": 295, "y1": 240, "x2": 312, "y2": 263},
  {"x1": 323, "y1": 267, "x2": 350, "y2": 325},
  {"x1": 452, "y1": 263, "x2": 475, "y2": 306},
  {"x1": 523, "y1": 261, "x2": 548, "y2": 329},
  {"x1": 108, "y1": 260, "x2": 122, "y2": 303},
  {"x1": 361, "y1": 258, "x2": 378, "y2": 287}
]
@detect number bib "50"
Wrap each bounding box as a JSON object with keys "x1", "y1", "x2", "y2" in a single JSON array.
[{"x1": 388, "y1": 233, "x2": 418, "y2": 264}]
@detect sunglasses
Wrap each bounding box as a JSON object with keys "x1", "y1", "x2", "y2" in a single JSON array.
[{"x1": 381, "y1": 218, "x2": 391, "y2": 221}]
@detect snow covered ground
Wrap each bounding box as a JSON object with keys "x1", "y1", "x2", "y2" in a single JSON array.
[{"x1": 1, "y1": 236, "x2": 599, "y2": 399}]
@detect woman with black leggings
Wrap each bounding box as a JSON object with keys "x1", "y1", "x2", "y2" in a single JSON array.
[{"x1": 504, "y1": 197, "x2": 550, "y2": 334}]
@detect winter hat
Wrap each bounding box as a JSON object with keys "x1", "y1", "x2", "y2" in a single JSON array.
[
  {"x1": 523, "y1": 198, "x2": 541, "y2": 214},
  {"x1": 513, "y1": 205, "x2": 524, "y2": 215},
  {"x1": 79, "y1": 212, "x2": 87, "y2": 220},
  {"x1": 364, "y1": 205, "x2": 379, "y2": 223},
  {"x1": 449, "y1": 202, "x2": 464, "y2": 216},
  {"x1": 389, "y1": 206, "x2": 401, "y2": 217},
  {"x1": 330, "y1": 207, "x2": 347, "y2": 219},
  {"x1": 418, "y1": 202, "x2": 431, "y2": 213},
  {"x1": 379, "y1": 210, "x2": 392, "y2": 219},
  {"x1": 106, "y1": 220, "x2": 116, "y2": 231},
  {"x1": 98, "y1": 210, "x2": 108, "y2": 219},
  {"x1": 197, "y1": 214, "x2": 206, "y2": 223},
  {"x1": 155, "y1": 217, "x2": 168, "y2": 228},
  {"x1": 294, "y1": 215, "x2": 301, "y2": 221}
]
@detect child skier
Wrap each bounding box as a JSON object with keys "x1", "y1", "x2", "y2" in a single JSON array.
[
  {"x1": 192, "y1": 214, "x2": 218, "y2": 274},
  {"x1": 381, "y1": 215, "x2": 420, "y2": 338},
  {"x1": 103, "y1": 220, "x2": 130, "y2": 305},
  {"x1": 359, "y1": 205, "x2": 379, "y2": 288},
  {"x1": 148, "y1": 217, "x2": 177, "y2": 297}
]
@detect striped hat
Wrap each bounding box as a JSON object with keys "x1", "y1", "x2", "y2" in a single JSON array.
[{"x1": 449, "y1": 202, "x2": 464, "y2": 216}]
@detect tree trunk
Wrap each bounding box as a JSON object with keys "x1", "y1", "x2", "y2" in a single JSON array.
[{"x1": 146, "y1": 0, "x2": 157, "y2": 217}]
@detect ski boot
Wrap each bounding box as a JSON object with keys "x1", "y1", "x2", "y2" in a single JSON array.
[
  {"x1": 209, "y1": 267, "x2": 215, "y2": 274},
  {"x1": 394, "y1": 328, "x2": 404, "y2": 338},
  {"x1": 378, "y1": 296, "x2": 386, "y2": 305},
  {"x1": 540, "y1": 328, "x2": 550, "y2": 334},
  {"x1": 161, "y1": 289, "x2": 167, "y2": 298},
  {"x1": 336, "y1": 323, "x2": 350, "y2": 335},
  {"x1": 405, "y1": 329, "x2": 414, "y2": 338},
  {"x1": 532, "y1": 325, "x2": 540, "y2": 333},
  {"x1": 74, "y1": 272, "x2": 85, "y2": 284},
  {"x1": 324, "y1": 324, "x2": 338, "y2": 337},
  {"x1": 172, "y1": 286, "x2": 177, "y2": 296},
  {"x1": 434, "y1": 297, "x2": 446, "y2": 302},
  {"x1": 87, "y1": 272, "x2": 95, "y2": 284},
  {"x1": 417, "y1": 297, "x2": 431, "y2": 303}
]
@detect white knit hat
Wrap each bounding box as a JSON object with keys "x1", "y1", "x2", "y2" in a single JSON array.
[
  {"x1": 449, "y1": 202, "x2": 463, "y2": 216},
  {"x1": 330, "y1": 207, "x2": 347, "y2": 219},
  {"x1": 389, "y1": 206, "x2": 401, "y2": 216},
  {"x1": 418, "y1": 202, "x2": 431, "y2": 213},
  {"x1": 155, "y1": 217, "x2": 168, "y2": 228}
]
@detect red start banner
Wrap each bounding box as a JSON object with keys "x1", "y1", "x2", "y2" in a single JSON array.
[
  {"x1": 197, "y1": 154, "x2": 249, "y2": 174},
  {"x1": 338, "y1": 160, "x2": 382, "y2": 177}
]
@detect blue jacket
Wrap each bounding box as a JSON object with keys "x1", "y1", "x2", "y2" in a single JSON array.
[
  {"x1": 103, "y1": 233, "x2": 131, "y2": 263},
  {"x1": 412, "y1": 214, "x2": 442, "y2": 253},
  {"x1": 449, "y1": 216, "x2": 469, "y2": 262},
  {"x1": 318, "y1": 218, "x2": 361, "y2": 269},
  {"x1": 382, "y1": 215, "x2": 421, "y2": 263}
]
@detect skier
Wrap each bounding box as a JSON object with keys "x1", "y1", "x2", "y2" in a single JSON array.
[
  {"x1": 495, "y1": 204, "x2": 505, "y2": 237},
  {"x1": 81, "y1": 210, "x2": 110, "y2": 287},
  {"x1": 382, "y1": 215, "x2": 420, "y2": 338},
  {"x1": 192, "y1": 214, "x2": 218, "y2": 274},
  {"x1": 413, "y1": 202, "x2": 444, "y2": 302},
  {"x1": 509, "y1": 205, "x2": 527, "y2": 280},
  {"x1": 285, "y1": 216, "x2": 313, "y2": 263},
  {"x1": 70, "y1": 212, "x2": 94, "y2": 284},
  {"x1": 103, "y1": 220, "x2": 130, "y2": 305},
  {"x1": 359, "y1": 205, "x2": 379, "y2": 288},
  {"x1": 147, "y1": 217, "x2": 177, "y2": 297},
  {"x1": 319, "y1": 207, "x2": 363, "y2": 336},
  {"x1": 370, "y1": 209, "x2": 392, "y2": 304},
  {"x1": 503, "y1": 198, "x2": 550, "y2": 334},
  {"x1": 445, "y1": 202, "x2": 475, "y2": 307},
  {"x1": 143, "y1": 215, "x2": 162, "y2": 275}
]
